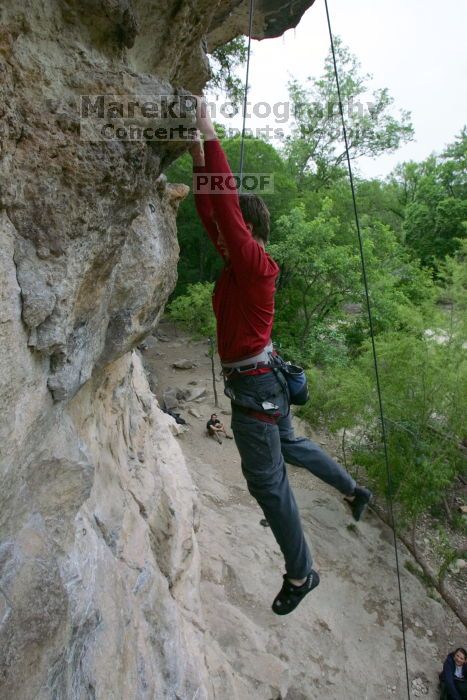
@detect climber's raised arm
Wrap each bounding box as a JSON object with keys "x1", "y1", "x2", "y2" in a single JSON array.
[
  {"x1": 189, "y1": 133, "x2": 226, "y2": 259},
  {"x1": 191, "y1": 97, "x2": 265, "y2": 272}
]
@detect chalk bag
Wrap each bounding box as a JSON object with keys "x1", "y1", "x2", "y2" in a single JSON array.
[{"x1": 279, "y1": 362, "x2": 309, "y2": 406}]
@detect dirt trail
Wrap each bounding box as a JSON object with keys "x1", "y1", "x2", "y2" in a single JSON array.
[{"x1": 142, "y1": 321, "x2": 465, "y2": 700}]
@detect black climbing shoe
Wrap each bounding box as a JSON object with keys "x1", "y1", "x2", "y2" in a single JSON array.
[
  {"x1": 260, "y1": 518, "x2": 269, "y2": 528},
  {"x1": 272, "y1": 569, "x2": 320, "y2": 616},
  {"x1": 345, "y1": 486, "x2": 372, "y2": 521}
]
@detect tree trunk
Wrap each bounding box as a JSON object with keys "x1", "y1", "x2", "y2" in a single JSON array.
[
  {"x1": 374, "y1": 505, "x2": 466, "y2": 626},
  {"x1": 209, "y1": 337, "x2": 219, "y2": 407}
]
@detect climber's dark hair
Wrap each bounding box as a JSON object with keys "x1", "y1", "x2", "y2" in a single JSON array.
[
  {"x1": 454, "y1": 648, "x2": 467, "y2": 658},
  {"x1": 238, "y1": 193, "x2": 270, "y2": 244}
]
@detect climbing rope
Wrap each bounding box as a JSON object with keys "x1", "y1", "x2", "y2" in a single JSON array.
[
  {"x1": 323, "y1": 1, "x2": 411, "y2": 697},
  {"x1": 238, "y1": 0, "x2": 255, "y2": 190}
]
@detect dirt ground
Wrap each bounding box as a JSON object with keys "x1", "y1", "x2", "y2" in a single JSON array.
[{"x1": 141, "y1": 321, "x2": 466, "y2": 700}]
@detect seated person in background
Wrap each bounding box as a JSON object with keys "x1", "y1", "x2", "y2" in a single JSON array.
[
  {"x1": 440, "y1": 648, "x2": 467, "y2": 700},
  {"x1": 206, "y1": 414, "x2": 232, "y2": 443}
]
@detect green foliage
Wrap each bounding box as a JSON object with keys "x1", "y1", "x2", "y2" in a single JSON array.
[
  {"x1": 269, "y1": 201, "x2": 361, "y2": 363},
  {"x1": 355, "y1": 179, "x2": 405, "y2": 236},
  {"x1": 207, "y1": 37, "x2": 248, "y2": 107},
  {"x1": 433, "y1": 526, "x2": 459, "y2": 581},
  {"x1": 343, "y1": 219, "x2": 436, "y2": 350},
  {"x1": 300, "y1": 331, "x2": 466, "y2": 523},
  {"x1": 221, "y1": 136, "x2": 299, "y2": 223},
  {"x1": 404, "y1": 560, "x2": 433, "y2": 588},
  {"x1": 439, "y1": 126, "x2": 467, "y2": 199},
  {"x1": 269, "y1": 201, "x2": 435, "y2": 365},
  {"x1": 392, "y1": 130, "x2": 467, "y2": 266},
  {"x1": 437, "y1": 240, "x2": 467, "y2": 340},
  {"x1": 167, "y1": 282, "x2": 216, "y2": 338},
  {"x1": 285, "y1": 37, "x2": 414, "y2": 186},
  {"x1": 451, "y1": 511, "x2": 467, "y2": 535}
]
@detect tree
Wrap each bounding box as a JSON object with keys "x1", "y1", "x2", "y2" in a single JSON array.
[
  {"x1": 167, "y1": 282, "x2": 216, "y2": 338},
  {"x1": 439, "y1": 126, "x2": 467, "y2": 199},
  {"x1": 167, "y1": 282, "x2": 220, "y2": 404},
  {"x1": 437, "y1": 239, "x2": 467, "y2": 345},
  {"x1": 285, "y1": 36, "x2": 414, "y2": 187},
  {"x1": 393, "y1": 130, "x2": 467, "y2": 266},
  {"x1": 297, "y1": 243, "x2": 466, "y2": 524},
  {"x1": 269, "y1": 201, "x2": 362, "y2": 363},
  {"x1": 221, "y1": 136, "x2": 298, "y2": 223},
  {"x1": 300, "y1": 329, "x2": 466, "y2": 525},
  {"x1": 342, "y1": 217, "x2": 436, "y2": 351},
  {"x1": 207, "y1": 37, "x2": 248, "y2": 107},
  {"x1": 269, "y1": 200, "x2": 434, "y2": 365}
]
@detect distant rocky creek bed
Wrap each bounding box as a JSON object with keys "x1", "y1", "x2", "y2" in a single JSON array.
[{"x1": 138, "y1": 319, "x2": 466, "y2": 700}]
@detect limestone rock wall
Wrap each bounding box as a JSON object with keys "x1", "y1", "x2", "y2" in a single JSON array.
[
  {"x1": 0, "y1": 1, "x2": 315, "y2": 697},
  {"x1": 1, "y1": 350, "x2": 210, "y2": 698}
]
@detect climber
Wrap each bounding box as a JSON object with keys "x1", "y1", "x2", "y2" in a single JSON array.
[{"x1": 189, "y1": 96, "x2": 372, "y2": 615}]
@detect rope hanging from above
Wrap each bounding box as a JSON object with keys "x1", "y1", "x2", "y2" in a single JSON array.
[
  {"x1": 238, "y1": 0, "x2": 255, "y2": 190},
  {"x1": 323, "y1": 1, "x2": 411, "y2": 697}
]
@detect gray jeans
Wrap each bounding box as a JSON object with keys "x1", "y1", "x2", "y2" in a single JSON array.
[{"x1": 226, "y1": 369, "x2": 356, "y2": 579}]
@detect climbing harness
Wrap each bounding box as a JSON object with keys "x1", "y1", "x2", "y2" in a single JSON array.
[{"x1": 238, "y1": 1, "x2": 412, "y2": 697}]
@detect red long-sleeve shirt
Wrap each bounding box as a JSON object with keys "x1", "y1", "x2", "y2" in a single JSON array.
[{"x1": 193, "y1": 139, "x2": 279, "y2": 363}]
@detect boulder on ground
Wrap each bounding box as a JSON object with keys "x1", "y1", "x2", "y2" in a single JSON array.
[
  {"x1": 172, "y1": 360, "x2": 198, "y2": 369},
  {"x1": 162, "y1": 386, "x2": 179, "y2": 410},
  {"x1": 179, "y1": 386, "x2": 207, "y2": 402}
]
